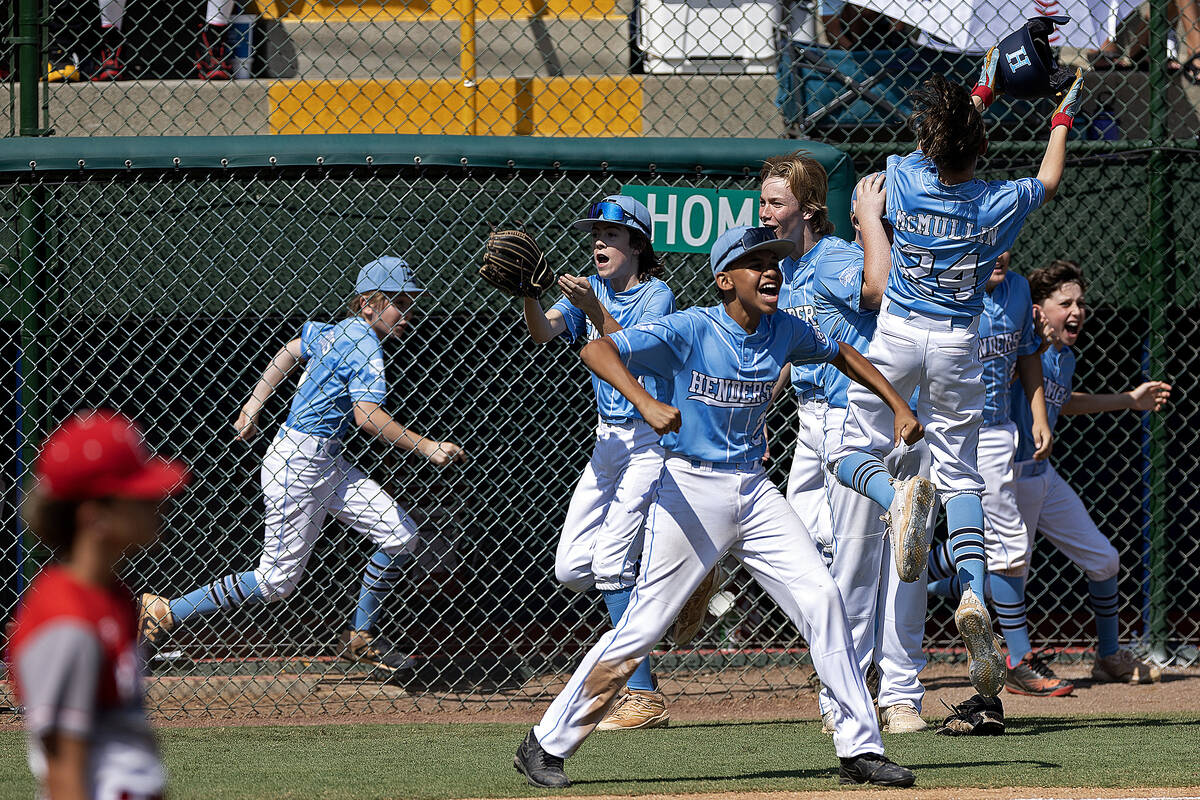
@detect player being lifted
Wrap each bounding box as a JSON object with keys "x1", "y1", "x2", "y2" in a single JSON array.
[
  {"x1": 513, "y1": 225, "x2": 921, "y2": 789},
  {"x1": 139, "y1": 257, "x2": 466, "y2": 678},
  {"x1": 827, "y1": 64, "x2": 1083, "y2": 698},
  {"x1": 521, "y1": 195, "x2": 678, "y2": 730},
  {"x1": 930, "y1": 260, "x2": 1169, "y2": 692}
]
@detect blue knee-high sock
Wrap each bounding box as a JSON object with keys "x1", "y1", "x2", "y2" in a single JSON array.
[
  {"x1": 835, "y1": 453, "x2": 895, "y2": 509},
  {"x1": 990, "y1": 574, "x2": 1031, "y2": 666},
  {"x1": 170, "y1": 571, "x2": 263, "y2": 625},
  {"x1": 928, "y1": 575, "x2": 961, "y2": 599},
  {"x1": 602, "y1": 587, "x2": 656, "y2": 692},
  {"x1": 354, "y1": 549, "x2": 410, "y2": 632},
  {"x1": 945, "y1": 494, "x2": 986, "y2": 599},
  {"x1": 927, "y1": 539, "x2": 956, "y2": 582},
  {"x1": 1088, "y1": 576, "x2": 1120, "y2": 658}
]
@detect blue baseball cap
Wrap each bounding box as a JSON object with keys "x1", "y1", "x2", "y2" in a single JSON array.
[
  {"x1": 572, "y1": 195, "x2": 653, "y2": 238},
  {"x1": 710, "y1": 226, "x2": 793, "y2": 276},
  {"x1": 354, "y1": 256, "x2": 424, "y2": 294}
]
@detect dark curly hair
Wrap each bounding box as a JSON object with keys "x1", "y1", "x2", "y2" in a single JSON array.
[
  {"x1": 632, "y1": 231, "x2": 664, "y2": 280},
  {"x1": 1028, "y1": 259, "x2": 1087, "y2": 305},
  {"x1": 909, "y1": 75, "x2": 986, "y2": 175}
]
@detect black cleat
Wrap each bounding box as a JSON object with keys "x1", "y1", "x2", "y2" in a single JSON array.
[
  {"x1": 514, "y1": 729, "x2": 571, "y2": 788},
  {"x1": 839, "y1": 752, "x2": 916, "y2": 787},
  {"x1": 343, "y1": 630, "x2": 417, "y2": 682},
  {"x1": 936, "y1": 692, "x2": 1006, "y2": 737}
]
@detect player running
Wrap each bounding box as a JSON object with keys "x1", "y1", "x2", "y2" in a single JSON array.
[
  {"x1": 8, "y1": 411, "x2": 190, "y2": 800},
  {"x1": 931, "y1": 260, "x2": 1169, "y2": 690},
  {"x1": 828, "y1": 67, "x2": 1082, "y2": 698},
  {"x1": 521, "y1": 195, "x2": 677, "y2": 730},
  {"x1": 513, "y1": 225, "x2": 920, "y2": 790},
  {"x1": 138, "y1": 257, "x2": 465, "y2": 679}
]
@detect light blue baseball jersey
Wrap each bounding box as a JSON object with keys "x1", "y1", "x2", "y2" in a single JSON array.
[
  {"x1": 552, "y1": 276, "x2": 675, "y2": 422},
  {"x1": 1011, "y1": 344, "x2": 1075, "y2": 462},
  {"x1": 609, "y1": 305, "x2": 839, "y2": 464},
  {"x1": 810, "y1": 237, "x2": 874, "y2": 410},
  {"x1": 285, "y1": 318, "x2": 388, "y2": 439},
  {"x1": 885, "y1": 150, "x2": 1045, "y2": 317},
  {"x1": 979, "y1": 272, "x2": 1040, "y2": 426},
  {"x1": 778, "y1": 250, "x2": 824, "y2": 400}
]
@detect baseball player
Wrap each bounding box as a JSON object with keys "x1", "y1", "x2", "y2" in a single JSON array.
[
  {"x1": 933, "y1": 260, "x2": 1169, "y2": 687},
  {"x1": 521, "y1": 195, "x2": 677, "y2": 730},
  {"x1": 8, "y1": 410, "x2": 190, "y2": 800},
  {"x1": 87, "y1": 0, "x2": 234, "y2": 80},
  {"x1": 828, "y1": 69, "x2": 1081, "y2": 698},
  {"x1": 926, "y1": 251, "x2": 1066, "y2": 696},
  {"x1": 139, "y1": 257, "x2": 466, "y2": 678},
  {"x1": 513, "y1": 225, "x2": 920, "y2": 790},
  {"x1": 813, "y1": 173, "x2": 935, "y2": 735}
]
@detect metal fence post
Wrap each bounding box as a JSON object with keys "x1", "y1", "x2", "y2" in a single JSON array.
[{"x1": 16, "y1": 0, "x2": 40, "y2": 136}]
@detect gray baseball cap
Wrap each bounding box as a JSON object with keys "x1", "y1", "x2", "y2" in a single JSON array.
[{"x1": 355, "y1": 256, "x2": 424, "y2": 294}]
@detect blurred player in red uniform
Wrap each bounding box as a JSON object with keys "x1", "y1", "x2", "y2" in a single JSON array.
[{"x1": 7, "y1": 410, "x2": 190, "y2": 800}]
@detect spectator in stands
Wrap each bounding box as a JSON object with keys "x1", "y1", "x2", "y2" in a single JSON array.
[
  {"x1": 821, "y1": 1, "x2": 912, "y2": 50},
  {"x1": 1088, "y1": 0, "x2": 1200, "y2": 81}
]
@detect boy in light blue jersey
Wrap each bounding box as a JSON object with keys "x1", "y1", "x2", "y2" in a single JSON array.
[
  {"x1": 522, "y1": 195, "x2": 677, "y2": 730},
  {"x1": 828, "y1": 68, "x2": 1082, "y2": 698},
  {"x1": 813, "y1": 173, "x2": 936, "y2": 735},
  {"x1": 941, "y1": 260, "x2": 1169, "y2": 694},
  {"x1": 513, "y1": 225, "x2": 921, "y2": 790},
  {"x1": 139, "y1": 257, "x2": 466, "y2": 679}
]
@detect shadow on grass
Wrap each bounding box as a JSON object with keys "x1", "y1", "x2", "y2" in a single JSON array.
[{"x1": 1005, "y1": 715, "x2": 1200, "y2": 736}]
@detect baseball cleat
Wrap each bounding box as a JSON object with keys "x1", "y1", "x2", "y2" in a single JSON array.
[
  {"x1": 1091, "y1": 648, "x2": 1163, "y2": 684},
  {"x1": 838, "y1": 752, "x2": 916, "y2": 787},
  {"x1": 672, "y1": 563, "x2": 724, "y2": 647},
  {"x1": 882, "y1": 476, "x2": 936, "y2": 583},
  {"x1": 1005, "y1": 651, "x2": 1075, "y2": 696},
  {"x1": 597, "y1": 689, "x2": 669, "y2": 730},
  {"x1": 954, "y1": 588, "x2": 1006, "y2": 697},
  {"x1": 936, "y1": 693, "x2": 1005, "y2": 736},
  {"x1": 343, "y1": 630, "x2": 417, "y2": 680},
  {"x1": 880, "y1": 702, "x2": 928, "y2": 733},
  {"x1": 514, "y1": 729, "x2": 571, "y2": 788},
  {"x1": 139, "y1": 593, "x2": 176, "y2": 647}
]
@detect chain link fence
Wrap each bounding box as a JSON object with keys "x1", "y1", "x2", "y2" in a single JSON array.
[
  {"x1": 1, "y1": 136, "x2": 1196, "y2": 719},
  {"x1": 2, "y1": 0, "x2": 1199, "y2": 138}
]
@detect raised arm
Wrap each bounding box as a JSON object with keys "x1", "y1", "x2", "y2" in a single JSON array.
[
  {"x1": 854, "y1": 172, "x2": 891, "y2": 311},
  {"x1": 353, "y1": 401, "x2": 466, "y2": 466},
  {"x1": 557, "y1": 274, "x2": 622, "y2": 334},
  {"x1": 1062, "y1": 381, "x2": 1172, "y2": 415},
  {"x1": 831, "y1": 342, "x2": 923, "y2": 445},
  {"x1": 235, "y1": 338, "x2": 305, "y2": 441},
  {"x1": 580, "y1": 337, "x2": 680, "y2": 434},
  {"x1": 1016, "y1": 352, "x2": 1053, "y2": 460},
  {"x1": 1038, "y1": 69, "x2": 1083, "y2": 203},
  {"x1": 523, "y1": 297, "x2": 568, "y2": 343}
]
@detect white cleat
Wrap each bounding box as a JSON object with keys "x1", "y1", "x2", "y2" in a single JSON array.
[
  {"x1": 881, "y1": 476, "x2": 937, "y2": 583},
  {"x1": 955, "y1": 587, "x2": 1007, "y2": 697}
]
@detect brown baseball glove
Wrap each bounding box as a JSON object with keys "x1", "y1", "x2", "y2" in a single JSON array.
[{"x1": 479, "y1": 229, "x2": 555, "y2": 298}]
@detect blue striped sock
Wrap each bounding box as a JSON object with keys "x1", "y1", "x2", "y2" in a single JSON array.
[
  {"x1": 990, "y1": 574, "x2": 1030, "y2": 666},
  {"x1": 945, "y1": 494, "x2": 986, "y2": 599},
  {"x1": 927, "y1": 539, "x2": 956, "y2": 582},
  {"x1": 835, "y1": 453, "x2": 895, "y2": 509},
  {"x1": 603, "y1": 587, "x2": 656, "y2": 691},
  {"x1": 170, "y1": 571, "x2": 262, "y2": 624},
  {"x1": 927, "y1": 576, "x2": 961, "y2": 599},
  {"x1": 1088, "y1": 576, "x2": 1120, "y2": 657},
  {"x1": 354, "y1": 550, "x2": 410, "y2": 632}
]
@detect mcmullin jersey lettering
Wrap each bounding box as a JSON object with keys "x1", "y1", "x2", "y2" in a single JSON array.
[
  {"x1": 552, "y1": 276, "x2": 676, "y2": 422},
  {"x1": 809, "y1": 237, "x2": 874, "y2": 410},
  {"x1": 1011, "y1": 344, "x2": 1075, "y2": 462},
  {"x1": 885, "y1": 150, "x2": 1045, "y2": 317},
  {"x1": 979, "y1": 272, "x2": 1040, "y2": 425},
  {"x1": 285, "y1": 318, "x2": 387, "y2": 439},
  {"x1": 609, "y1": 306, "x2": 839, "y2": 464},
  {"x1": 778, "y1": 250, "x2": 825, "y2": 399}
]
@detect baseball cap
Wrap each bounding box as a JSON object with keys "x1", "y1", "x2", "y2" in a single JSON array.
[
  {"x1": 35, "y1": 410, "x2": 191, "y2": 502},
  {"x1": 354, "y1": 256, "x2": 424, "y2": 294},
  {"x1": 572, "y1": 195, "x2": 653, "y2": 238},
  {"x1": 710, "y1": 226, "x2": 793, "y2": 276}
]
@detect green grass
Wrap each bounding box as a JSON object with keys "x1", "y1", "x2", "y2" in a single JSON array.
[{"x1": 2, "y1": 716, "x2": 1198, "y2": 799}]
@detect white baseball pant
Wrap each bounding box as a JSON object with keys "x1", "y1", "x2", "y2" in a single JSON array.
[
  {"x1": 556, "y1": 420, "x2": 665, "y2": 593},
  {"x1": 255, "y1": 427, "x2": 420, "y2": 601},
  {"x1": 534, "y1": 455, "x2": 883, "y2": 759},
  {"x1": 820, "y1": 406, "x2": 930, "y2": 714},
  {"x1": 99, "y1": 0, "x2": 235, "y2": 28},
  {"x1": 980, "y1": 422, "x2": 1030, "y2": 575},
  {"x1": 786, "y1": 399, "x2": 834, "y2": 551},
  {"x1": 829, "y1": 300, "x2": 985, "y2": 498},
  {"x1": 1012, "y1": 461, "x2": 1120, "y2": 582}
]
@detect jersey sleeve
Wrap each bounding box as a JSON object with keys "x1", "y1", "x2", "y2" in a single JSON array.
[
  {"x1": 786, "y1": 316, "x2": 840, "y2": 365},
  {"x1": 883, "y1": 153, "x2": 913, "y2": 225},
  {"x1": 1013, "y1": 177, "x2": 1046, "y2": 216},
  {"x1": 814, "y1": 245, "x2": 865, "y2": 315},
  {"x1": 609, "y1": 313, "x2": 693, "y2": 379},
  {"x1": 15, "y1": 622, "x2": 102, "y2": 740},
  {"x1": 549, "y1": 295, "x2": 588, "y2": 343},
  {"x1": 643, "y1": 283, "x2": 676, "y2": 321},
  {"x1": 298, "y1": 322, "x2": 319, "y2": 360},
  {"x1": 345, "y1": 332, "x2": 387, "y2": 404}
]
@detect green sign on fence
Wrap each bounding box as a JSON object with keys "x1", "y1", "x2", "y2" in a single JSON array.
[{"x1": 620, "y1": 186, "x2": 759, "y2": 253}]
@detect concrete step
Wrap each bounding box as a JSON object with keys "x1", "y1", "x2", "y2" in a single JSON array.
[{"x1": 280, "y1": 15, "x2": 631, "y2": 79}]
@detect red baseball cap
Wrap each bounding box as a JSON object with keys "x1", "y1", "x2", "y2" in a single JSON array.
[{"x1": 34, "y1": 410, "x2": 191, "y2": 501}]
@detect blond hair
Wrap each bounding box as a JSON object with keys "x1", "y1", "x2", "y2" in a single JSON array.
[
  {"x1": 759, "y1": 151, "x2": 836, "y2": 237},
  {"x1": 345, "y1": 290, "x2": 392, "y2": 318}
]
